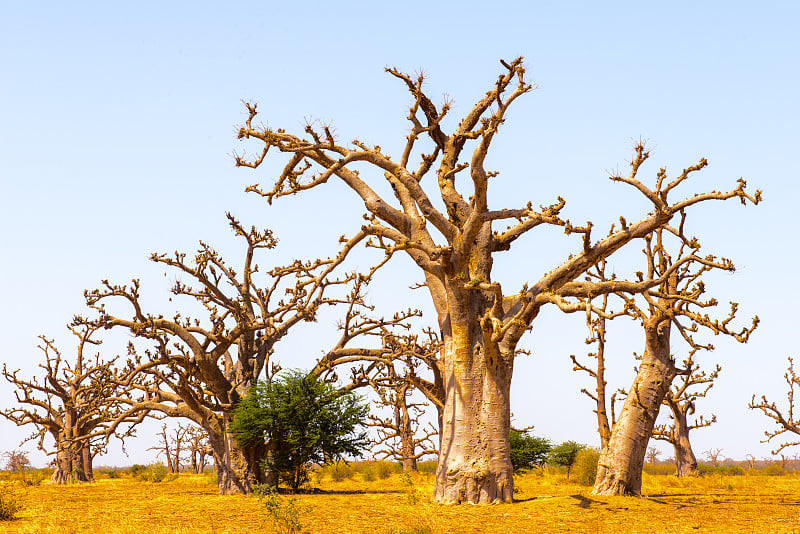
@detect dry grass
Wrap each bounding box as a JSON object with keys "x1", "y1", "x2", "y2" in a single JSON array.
[{"x1": 1, "y1": 470, "x2": 800, "y2": 533}]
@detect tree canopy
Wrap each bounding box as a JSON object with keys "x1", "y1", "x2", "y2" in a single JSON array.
[{"x1": 230, "y1": 370, "x2": 369, "y2": 491}]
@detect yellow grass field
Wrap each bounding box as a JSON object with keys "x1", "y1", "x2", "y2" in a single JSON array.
[{"x1": 2, "y1": 470, "x2": 800, "y2": 534}]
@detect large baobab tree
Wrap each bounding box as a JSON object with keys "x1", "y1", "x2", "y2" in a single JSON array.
[
  {"x1": 84, "y1": 214, "x2": 407, "y2": 494},
  {"x1": 750, "y1": 356, "x2": 800, "y2": 454},
  {"x1": 1, "y1": 322, "x2": 146, "y2": 483},
  {"x1": 586, "y1": 223, "x2": 757, "y2": 495},
  {"x1": 236, "y1": 58, "x2": 760, "y2": 503},
  {"x1": 652, "y1": 355, "x2": 720, "y2": 476}
]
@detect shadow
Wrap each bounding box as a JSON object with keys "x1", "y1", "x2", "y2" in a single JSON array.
[
  {"x1": 293, "y1": 488, "x2": 406, "y2": 496},
  {"x1": 570, "y1": 494, "x2": 608, "y2": 509}
]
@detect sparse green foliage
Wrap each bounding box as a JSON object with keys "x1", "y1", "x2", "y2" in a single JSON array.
[
  {"x1": 254, "y1": 485, "x2": 307, "y2": 534},
  {"x1": 400, "y1": 472, "x2": 425, "y2": 504},
  {"x1": 509, "y1": 430, "x2": 551, "y2": 471},
  {"x1": 230, "y1": 370, "x2": 369, "y2": 492},
  {"x1": 134, "y1": 463, "x2": 170, "y2": 483},
  {"x1": 548, "y1": 441, "x2": 584, "y2": 480}
]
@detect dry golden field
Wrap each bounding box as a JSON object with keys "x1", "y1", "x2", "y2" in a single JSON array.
[{"x1": 2, "y1": 469, "x2": 800, "y2": 534}]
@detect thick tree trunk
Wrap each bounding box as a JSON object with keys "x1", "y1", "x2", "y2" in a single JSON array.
[
  {"x1": 669, "y1": 405, "x2": 700, "y2": 477},
  {"x1": 50, "y1": 438, "x2": 90, "y2": 484},
  {"x1": 81, "y1": 443, "x2": 95, "y2": 482},
  {"x1": 593, "y1": 316, "x2": 676, "y2": 496},
  {"x1": 207, "y1": 421, "x2": 271, "y2": 494},
  {"x1": 433, "y1": 305, "x2": 514, "y2": 504}
]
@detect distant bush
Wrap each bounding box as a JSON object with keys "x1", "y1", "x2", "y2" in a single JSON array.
[
  {"x1": 375, "y1": 461, "x2": 394, "y2": 479},
  {"x1": 359, "y1": 463, "x2": 376, "y2": 482},
  {"x1": 135, "y1": 463, "x2": 170, "y2": 483},
  {"x1": 725, "y1": 465, "x2": 745, "y2": 476},
  {"x1": 699, "y1": 464, "x2": 745, "y2": 476},
  {"x1": 128, "y1": 464, "x2": 148, "y2": 478},
  {"x1": 103, "y1": 469, "x2": 121, "y2": 479},
  {"x1": 764, "y1": 464, "x2": 786, "y2": 476},
  {"x1": 417, "y1": 461, "x2": 437, "y2": 474},
  {"x1": 0, "y1": 484, "x2": 22, "y2": 521},
  {"x1": 548, "y1": 441, "x2": 583, "y2": 479},
  {"x1": 573, "y1": 448, "x2": 600, "y2": 486},
  {"x1": 643, "y1": 463, "x2": 675, "y2": 476},
  {"x1": 324, "y1": 460, "x2": 355, "y2": 482},
  {"x1": 510, "y1": 430, "x2": 551, "y2": 471}
]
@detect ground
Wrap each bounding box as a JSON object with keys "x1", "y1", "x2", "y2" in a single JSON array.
[{"x1": 2, "y1": 469, "x2": 800, "y2": 533}]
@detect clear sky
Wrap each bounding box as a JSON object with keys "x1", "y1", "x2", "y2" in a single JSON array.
[{"x1": 1, "y1": 1, "x2": 798, "y2": 467}]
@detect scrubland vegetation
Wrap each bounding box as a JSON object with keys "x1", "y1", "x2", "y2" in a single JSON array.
[{"x1": 2, "y1": 463, "x2": 800, "y2": 533}]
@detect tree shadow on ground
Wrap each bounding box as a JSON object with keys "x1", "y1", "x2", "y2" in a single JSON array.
[{"x1": 570, "y1": 494, "x2": 609, "y2": 509}]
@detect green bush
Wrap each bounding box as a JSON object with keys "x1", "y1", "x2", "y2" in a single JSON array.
[
  {"x1": 254, "y1": 485, "x2": 307, "y2": 534},
  {"x1": 128, "y1": 464, "x2": 147, "y2": 478},
  {"x1": 230, "y1": 370, "x2": 369, "y2": 492},
  {"x1": 375, "y1": 461, "x2": 394, "y2": 479},
  {"x1": 0, "y1": 484, "x2": 22, "y2": 521},
  {"x1": 764, "y1": 464, "x2": 786, "y2": 476},
  {"x1": 104, "y1": 469, "x2": 121, "y2": 479},
  {"x1": 135, "y1": 463, "x2": 170, "y2": 482},
  {"x1": 360, "y1": 463, "x2": 376, "y2": 481},
  {"x1": 573, "y1": 448, "x2": 600, "y2": 486},
  {"x1": 510, "y1": 430, "x2": 551, "y2": 471},
  {"x1": 548, "y1": 441, "x2": 584, "y2": 479},
  {"x1": 326, "y1": 460, "x2": 355, "y2": 482}
]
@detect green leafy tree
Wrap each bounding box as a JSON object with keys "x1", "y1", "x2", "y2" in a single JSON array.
[
  {"x1": 230, "y1": 370, "x2": 369, "y2": 491},
  {"x1": 548, "y1": 441, "x2": 584, "y2": 480},
  {"x1": 509, "y1": 430, "x2": 551, "y2": 471}
]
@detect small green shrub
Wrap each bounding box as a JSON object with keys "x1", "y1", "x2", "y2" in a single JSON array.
[
  {"x1": 254, "y1": 485, "x2": 307, "y2": 534},
  {"x1": 724, "y1": 465, "x2": 745, "y2": 476},
  {"x1": 400, "y1": 473, "x2": 425, "y2": 504},
  {"x1": 573, "y1": 448, "x2": 600, "y2": 486},
  {"x1": 416, "y1": 461, "x2": 437, "y2": 474},
  {"x1": 0, "y1": 484, "x2": 22, "y2": 521},
  {"x1": 104, "y1": 469, "x2": 121, "y2": 479},
  {"x1": 375, "y1": 461, "x2": 394, "y2": 479},
  {"x1": 326, "y1": 460, "x2": 355, "y2": 482},
  {"x1": 128, "y1": 464, "x2": 147, "y2": 478},
  {"x1": 764, "y1": 464, "x2": 786, "y2": 476},
  {"x1": 135, "y1": 463, "x2": 170, "y2": 482},
  {"x1": 361, "y1": 463, "x2": 376, "y2": 482}
]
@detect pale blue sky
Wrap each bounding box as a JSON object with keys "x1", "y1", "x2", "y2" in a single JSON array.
[{"x1": 1, "y1": 1, "x2": 798, "y2": 466}]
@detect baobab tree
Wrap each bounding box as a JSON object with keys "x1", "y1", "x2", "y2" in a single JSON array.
[
  {"x1": 750, "y1": 356, "x2": 800, "y2": 454},
  {"x1": 586, "y1": 221, "x2": 757, "y2": 496},
  {"x1": 364, "y1": 357, "x2": 439, "y2": 472},
  {"x1": 236, "y1": 57, "x2": 761, "y2": 503},
  {"x1": 1, "y1": 322, "x2": 146, "y2": 483},
  {"x1": 84, "y1": 214, "x2": 410, "y2": 494},
  {"x1": 149, "y1": 423, "x2": 190, "y2": 474},
  {"x1": 186, "y1": 425, "x2": 211, "y2": 474},
  {"x1": 652, "y1": 355, "x2": 720, "y2": 476}
]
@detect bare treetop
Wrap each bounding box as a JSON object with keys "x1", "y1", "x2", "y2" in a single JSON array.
[{"x1": 234, "y1": 57, "x2": 761, "y2": 503}]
